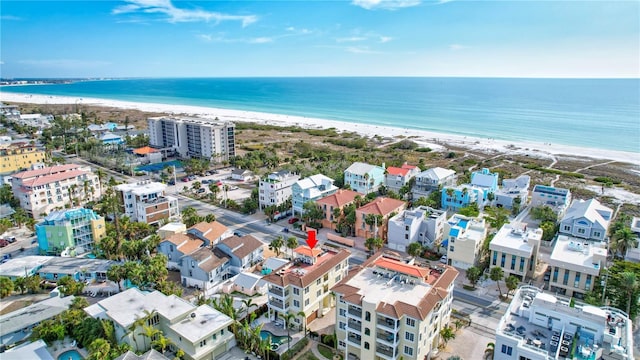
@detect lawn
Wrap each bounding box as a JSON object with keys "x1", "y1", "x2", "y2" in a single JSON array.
[{"x1": 317, "y1": 344, "x2": 342, "y2": 360}]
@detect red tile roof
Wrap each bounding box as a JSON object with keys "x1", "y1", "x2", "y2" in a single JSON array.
[
  {"x1": 262, "y1": 248, "x2": 350, "y2": 288},
  {"x1": 12, "y1": 164, "x2": 80, "y2": 179},
  {"x1": 356, "y1": 197, "x2": 406, "y2": 216},
  {"x1": 294, "y1": 246, "x2": 323, "y2": 257},
  {"x1": 402, "y1": 164, "x2": 418, "y2": 170},
  {"x1": 386, "y1": 167, "x2": 410, "y2": 176},
  {"x1": 374, "y1": 258, "x2": 429, "y2": 279},
  {"x1": 189, "y1": 221, "x2": 228, "y2": 243},
  {"x1": 22, "y1": 169, "x2": 88, "y2": 188},
  {"x1": 316, "y1": 189, "x2": 359, "y2": 208},
  {"x1": 133, "y1": 146, "x2": 160, "y2": 155}
]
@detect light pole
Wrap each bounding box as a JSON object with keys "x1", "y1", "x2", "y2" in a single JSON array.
[{"x1": 601, "y1": 268, "x2": 609, "y2": 303}]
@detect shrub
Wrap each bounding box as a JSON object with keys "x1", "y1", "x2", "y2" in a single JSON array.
[{"x1": 280, "y1": 337, "x2": 309, "y2": 360}]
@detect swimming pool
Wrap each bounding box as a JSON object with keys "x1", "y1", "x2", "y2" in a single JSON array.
[
  {"x1": 135, "y1": 160, "x2": 183, "y2": 172},
  {"x1": 58, "y1": 349, "x2": 84, "y2": 360},
  {"x1": 260, "y1": 330, "x2": 291, "y2": 346}
]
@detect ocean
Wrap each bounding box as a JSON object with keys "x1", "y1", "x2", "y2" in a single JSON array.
[{"x1": 2, "y1": 77, "x2": 639, "y2": 153}]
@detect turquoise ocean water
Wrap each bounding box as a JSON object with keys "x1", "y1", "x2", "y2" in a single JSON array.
[{"x1": 2, "y1": 77, "x2": 639, "y2": 153}]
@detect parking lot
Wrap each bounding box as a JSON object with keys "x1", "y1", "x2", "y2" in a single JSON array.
[
  {"x1": 0, "y1": 226, "x2": 39, "y2": 261},
  {"x1": 162, "y1": 168, "x2": 254, "y2": 202}
]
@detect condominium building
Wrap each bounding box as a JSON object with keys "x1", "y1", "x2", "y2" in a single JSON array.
[
  {"x1": 548, "y1": 235, "x2": 607, "y2": 298},
  {"x1": 387, "y1": 206, "x2": 447, "y2": 252},
  {"x1": 35, "y1": 208, "x2": 106, "y2": 256},
  {"x1": 489, "y1": 223, "x2": 542, "y2": 280},
  {"x1": 0, "y1": 143, "x2": 46, "y2": 175},
  {"x1": 355, "y1": 197, "x2": 407, "y2": 240},
  {"x1": 316, "y1": 189, "x2": 360, "y2": 230},
  {"x1": 148, "y1": 116, "x2": 235, "y2": 161},
  {"x1": 292, "y1": 174, "x2": 338, "y2": 215},
  {"x1": 332, "y1": 252, "x2": 459, "y2": 360},
  {"x1": 258, "y1": 170, "x2": 300, "y2": 210},
  {"x1": 85, "y1": 288, "x2": 236, "y2": 360},
  {"x1": 559, "y1": 199, "x2": 612, "y2": 242},
  {"x1": 412, "y1": 167, "x2": 457, "y2": 198},
  {"x1": 530, "y1": 185, "x2": 571, "y2": 216},
  {"x1": 495, "y1": 285, "x2": 633, "y2": 360},
  {"x1": 494, "y1": 175, "x2": 530, "y2": 210},
  {"x1": 262, "y1": 242, "x2": 350, "y2": 326},
  {"x1": 384, "y1": 164, "x2": 420, "y2": 193},
  {"x1": 344, "y1": 162, "x2": 385, "y2": 195},
  {"x1": 11, "y1": 164, "x2": 101, "y2": 218},
  {"x1": 444, "y1": 214, "x2": 487, "y2": 269},
  {"x1": 115, "y1": 181, "x2": 179, "y2": 225}
]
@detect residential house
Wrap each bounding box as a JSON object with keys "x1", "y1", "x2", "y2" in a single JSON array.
[
  {"x1": 157, "y1": 233, "x2": 204, "y2": 270},
  {"x1": 387, "y1": 206, "x2": 447, "y2": 252},
  {"x1": 115, "y1": 181, "x2": 179, "y2": 225},
  {"x1": 157, "y1": 222, "x2": 187, "y2": 240},
  {"x1": 0, "y1": 295, "x2": 75, "y2": 347},
  {"x1": 344, "y1": 162, "x2": 385, "y2": 195},
  {"x1": 187, "y1": 221, "x2": 230, "y2": 246},
  {"x1": 442, "y1": 168, "x2": 499, "y2": 212},
  {"x1": 262, "y1": 243, "x2": 350, "y2": 326},
  {"x1": 625, "y1": 217, "x2": 640, "y2": 262},
  {"x1": 35, "y1": 207, "x2": 106, "y2": 256},
  {"x1": 548, "y1": 235, "x2": 606, "y2": 298},
  {"x1": 316, "y1": 189, "x2": 360, "y2": 230},
  {"x1": 530, "y1": 185, "x2": 571, "y2": 216},
  {"x1": 332, "y1": 252, "x2": 459, "y2": 360},
  {"x1": 114, "y1": 349, "x2": 170, "y2": 360},
  {"x1": 36, "y1": 257, "x2": 113, "y2": 284},
  {"x1": 258, "y1": 170, "x2": 300, "y2": 210},
  {"x1": 494, "y1": 285, "x2": 633, "y2": 360},
  {"x1": 216, "y1": 235, "x2": 264, "y2": 275},
  {"x1": 231, "y1": 168, "x2": 254, "y2": 182},
  {"x1": 0, "y1": 255, "x2": 53, "y2": 281},
  {"x1": 1, "y1": 339, "x2": 55, "y2": 360},
  {"x1": 355, "y1": 197, "x2": 407, "y2": 240},
  {"x1": 85, "y1": 288, "x2": 236, "y2": 360},
  {"x1": 384, "y1": 164, "x2": 420, "y2": 193},
  {"x1": 179, "y1": 247, "x2": 230, "y2": 291},
  {"x1": 292, "y1": 174, "x2": 338, "y2": 215},
  {"x1": 17, "y1": 114, "x2": 53, "y2": 129},
  {"x1": 559, "y1": 198, "x2": 612, "y2": 242},
  {"x1": 495, "y1": 175, "x2": 530, "y2": 211},
  {"x1": 224, "y1": 272, "x2": 267, "y2": 296},
  {"x1": 412, "y1": 167, "x2": 457, "y2": 198},
  {"x1": 11, "y1": 164, "x2": 102, "y2": 218},
  {"x1": 132, "y1": 146, "x2": 163, "y2": 165},
  {"x1": 0, "y1": 142, "x2": 46, "y2": 175},
  {"x1": 148, "y1": 116, "x2": 236, "y2": 161},
  {"x1": 489, "y1": 223, "x2": 543, "y2": 280},
  {"x1": 99, "y1": 132, "x2": 125, "y2": 146},
  {"x1": 444, "y1": 214, "x2": 487, "y2": 269}
]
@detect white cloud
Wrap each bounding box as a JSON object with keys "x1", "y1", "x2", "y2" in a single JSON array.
[
  {"x1": 449, "y1": 44, "x2": 468, "y2": 51},
  {"x1": 18, "y1": 59, "x2": 110, "y2": 68},
  {"x1": 195, "y1": 33, "x2": 272, "y2": 44},
  {"x1": 336, "y1": 36, "x2": 367, "y2": 43},
  {"x1": 285, "y1": 26, "x2": 312, "y2": 35},
  {"x1": 346, "y1": 46, "x2": 380, "y2": 54},
  {"x1": 197, "y1": 34, "x2": 213, "y2": 42},
  {"x1": 0, "y1": 15, "x2": 22, "y2": 21},
  {"x1": 0, "y1": 61, "x2": 4, "y2": 65},
  {"x1": 113, "y1": 0, "x2": 257, "y2": 27},
  {"x1": 249, "y1": 37, "x2": 273, "y2": 44},
  {"x1": 352, "y1": 0, "x2": 421, "y2": 10},
  {"x1": 379, "y1": 36, "x2": 393, "y2": 43}
]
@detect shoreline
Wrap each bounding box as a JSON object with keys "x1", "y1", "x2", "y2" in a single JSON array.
[{"x1": 1, "y1": 91, "x2": 639, "y2": 166}]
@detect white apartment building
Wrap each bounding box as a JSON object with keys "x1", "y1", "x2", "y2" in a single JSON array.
[
  {"x1": 530, "y1": 185, "x2": 572, "y2": 216},
  {"x1": 11, "y1": 164, "x2": 101, "y2": 218},
  {"x1": 412, "y1": 167, "x2": 457, "y2": 198},
  {"x1": 495, "y1": 285, "x2": 633, "y2": 360},
  {"x1": 332, "y1": 252, "x2": 459, "y2": 360},
  {"x1": 148, "y1": 116, "x2": 235, "y2": 161},
  {"x1": 444, "y1": 214, "x2": 487, "y2": 269},
  {"x1": 489, "y1": 224, "x2": 543, "y2": 280},
  {"x1": 115, "y1": 181, "x2": 179, "y2": 225},
  {"x1": 85, "y1": 288, "x2": 236, "y2": 360},
  {"x1": 258, "y1": 170, "x2": 300, "y2": 210},
  {"x1": 548, "y1": 235, "x2": 607, "y2": 298},
  {"x1": 387, "y1": 206, "x2": 447, "y2": 252},
  {"x1": 292, "y1": 174, "x2": 338, "y2": 215}
]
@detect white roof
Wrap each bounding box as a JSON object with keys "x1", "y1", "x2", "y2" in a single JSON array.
[
  {"x1": 296, "y1": 174, "x2": 334, "y2": 190},
  {"x1": 263, "y1": 257, "x2": 289, "y2": 271},
  {"x1": 168, "y1": 304, "x2": 232, "y2": 343},
  {"x1": 549, "y1": 235, "x2": 607, "y2": 275},
  {"x1": 159, "y1": 222, "x2": 187, "y2": 233},
  {"x1": 1, "y1": 339, "x2": 54, "y2": 360},
  {"x1": 345, "y1": 162, "x2": 379, "y2": 175},
  {"x1": 0, "y1": 256, "x2": 53, "y2": 278},
  {"x1": 0, "y1": 295, "x2": 75, "y2": 335},
  {"x1": 561, "y1": 198, "x2": 612, "y2": 230},
  {"x1": 100, "y1": 132, "x2": 123, "y2": 141},
  {"x1": 471, "y1": 169, "x2": 497, "y2": 188},
  {"x1": 115, "y1": 181, "x2": 166, "y2": 195},
  {"x1": 420, "y1": 167, "x2": 455, "y2": 181},
  {"x1": 233, "y1": 272, "x2": 263, "y2": 290},
  {"x1": 489, "y1": 224, "x2": 542, "y2": 257}
]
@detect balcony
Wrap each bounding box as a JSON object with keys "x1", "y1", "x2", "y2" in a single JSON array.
[
  {"x1": 268, "y1": 298, "x2": 285, "y2": 310},
  {"x1": 347, "y1": 305, "x2": 362, "y2": 318},
  {"x1": 376, "y1": 316, "x2": 399, "y2": 332},
  {"x1": 347, "y1": 333, "x2": 361, "y2": 346},
  {"x1": 269, "y1": 286, "x2": 288, "y2": 298},
  {"x1": 347, "y1": 319, "x2": 362, "y2": 332},
  {"x1": 375, "y1": 344, "x2": 397, "y2": 359},
  {"x1": 376, "y1": 330, "x2": 397, "y2": 345}
]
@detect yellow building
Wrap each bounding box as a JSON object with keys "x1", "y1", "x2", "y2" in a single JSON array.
[{"x1": 0, "y1": 143, "x2": 46, "y2": 174}]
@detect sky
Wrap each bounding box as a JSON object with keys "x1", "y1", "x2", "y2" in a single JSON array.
[{"x1": 1, "y1": 0, "x2": 639, "y2": 78}]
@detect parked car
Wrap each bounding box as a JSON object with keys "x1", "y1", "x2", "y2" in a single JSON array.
[
  {"x1": 6, "y1": 236, "x2": 16, "y2": 243},
  {"x1": 202, "y1": 179, "x2": 211, "y2": 184},
  {"x1": 181, "y1": 177, "x2": 190, "y2": 182},
  {"x1": 439, "y1": 255, "x2": 447, "y2": 264},
  {"x1": 0, "y1": 239, "x2": 9, "y2": 248},
  {"x1": 168, "y1": 179, "x2": 176, "y2": 185},
  {"x1": 230, "y1": 186, "x2": 239, "y2": 190},
  {"x1": 196, "y1": 188, "x2": 206, "y2": 194},
  {"x1": 288, "y1": 217, "x2": 299, "y2": 224}
]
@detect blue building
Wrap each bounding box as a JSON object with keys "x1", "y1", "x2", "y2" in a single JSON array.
[
  {"x1": 441, "y1": 168, "x2": 499, "y2": 212},
  {"x1": 344, "y1": 162, "x2": 385, "y2": 194}
]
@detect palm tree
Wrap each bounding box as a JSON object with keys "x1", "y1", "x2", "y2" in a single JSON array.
[
  {"x1": 613, "y1": 227, "x2": 638, "y2": 258},
  {"x1": 286, "y1": 236, "x2": 298, "y2": 259},
  {"x1": 123, "y1": 314, "x2": 146, "y2": 351},
  {"x1": 484, "y1": 342, "x2": 495, "y2": 360},
  {"x1": 365, "y1": 237, "x2": 383, "y2": 255},
  {"x1": 209, "y1": 182, "x2": 220, "y2": 201},
  {"x1": 439, "y1": 325, "x2": 456, "y2": 348},
  {"x1": 490, "y1": 267, "x2": 505, "y2": 299},
  {"x1": 138, "y1": 324, "x2": 160, "y2": 351},
  {"x1": 88, "y1": 338, "x2": 111, "y2": 360},
  {"x1": 484, "y1": 206, "x2": 511, "y2": 229},
  {"x1": 620, "y1": 271, "x2": 638, "y2": 316},
  {"x1": 505, "y1": 275, "x2": 520, "y2": 297},
  {"x1": 95, "y1": 168, "x2": 106, "y2": 195},
  {"x1": 152, "y1": 334, "x2": 175, "y2": 354},
  {"x1": 279, "y1": 312, "x2": 297, "y2": 356},
  {"x1": 269, "y1": 236, "x2": 284, "y2": 257},
  {"x1": 407, "y1": 242, "x2": 423, "y2": 257},
  {"x1": 242, "y1": 298, "x2": 256, "y2": 315},
  {"x1": 83, "y1": 180, "x2": 91, "y2": 202},
  {"x1": 297, "y1": 310, "x2": 307, "y2": 336}
]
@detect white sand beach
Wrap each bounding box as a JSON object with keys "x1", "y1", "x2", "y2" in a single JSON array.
[{"x1": 2, "y1": 92, "x2": 639, "y2": 166}]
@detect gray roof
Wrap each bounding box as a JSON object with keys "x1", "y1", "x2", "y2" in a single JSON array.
[
  {"x1": 561, "y1": 198, "x2": 613, "y2": 230},
  {"x1": 220, "y1": 235, "x2": 263, "y2": 259},
  {"x1": 169, "y1": 304, "x2": 233, "y2": 343},
  {"x1": 0, "y1": 256, "x2": 54, "y2": 278},
  {"x1": 419, "y1": 167, "x2": 455, "y2": 181},
  {"x1": 1, "y1": 339, "x2": 55, "y2": 360},
  {"x1": 0, "y1": 295, "x2": 74, "y2": 336},
  {"x1": 39, "y1": 257, "x2": 114, "y2": 276},
  {"x1": 263, "y1": 257, "x2": 288, "y2": 271},
  {"x1": 345, "y1": 162, "x2": 379, "y2": 175},
  {"x1": 114, "y1": 349, "x2": 170, "y2": 360},
  {"x1": 295, "y1": 174, "x2": 334, "y2": 190},
  {"x1": 233, "y1": 272, "x2": 264, "y2": 290}
]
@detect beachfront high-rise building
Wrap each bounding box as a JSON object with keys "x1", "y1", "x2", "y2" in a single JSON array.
[
  {"x1": 147, "y1": 116, "x2": 235, "y2": 161},
  {"x1": 332, "y1": 252, "x2": 458, "y2": 360},
  {"x1": 10, "y1": 164, "x2": 102, "y2": 219},
  {"x1": 258, "y1": 170, "x2": 300, "y2": 210},
  {"x1": 35, "y1": 208, "x2": 106, "y2": 256},
  {"x1": 114, "y1": 180, "x2": 179, "y2": 225}
]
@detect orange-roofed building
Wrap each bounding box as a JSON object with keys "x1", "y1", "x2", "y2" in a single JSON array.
[
  {"x1": 384, "y1": 163, "x2": 421, "y2": 193},
  {"x1": 331, "y1": 251, "x2": 458, "y2": 360},
  {"x1": 133, "y1": 146, "x2": 160, "y2": 155},
  {"x1": 355, "y1": 197, "x2": 407, "y2": 240},
  {"x1": 132, "y1": 146, "x2": 162, "y2": 165},
  {"x1": 316, "y1": 189, "x2": 360, "y2": 230},
  {"x1": 157, "y1": 233, "x2": 204, "y2": 270}
]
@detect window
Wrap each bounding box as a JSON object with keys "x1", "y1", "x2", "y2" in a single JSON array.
[
  {"x1": 305, "y1": 287, "x2": 309, "y2": 294},
  {"x1": 339, "y1": 309, "x2": 346, "y2": 317},
  {"x1": 212, "y1": 334, "x2": 217, "y2": 340},
  {"x1": 510, "y1": 255, "x2": 516, "y2": 270},
  {"x1": 563, "y1": 269, "x2": 570, "y2": 285},
  {"x1": 553, "y1": 267, "x2": 559, "y2": 282},
  {"x1": 200, "y1": 339, "x2": 207, "y2": 347},
  {"x1": 574, "y1": 272, "x2": 581, "y2": 288},
  {"x1": 405, "y1": 332, "x2": 415, "y2": 342},
  {"x1": 563, "y1": 225, "x2": 570, "y2": 231},
  {"x1": 449, "y1": 246, "x2": 454, "y2": 252},
  {"x1": 364, "y1": 328, "x2": 370, "y2": 336},
  {"x1": 335, "y1": 275, "x2": 341, "y2": 282},
  {"x1": 404, "y1": 346, "x2": 413, "y2": 356},
  {"x1": 305, "y1": 299, "x2": 309, "y2": 306},
  {"x1": 593, "y1": 231, "x2": 601, "y2": 238},
  {"x1": 577, "y1": 228, "x2": 586, "y2": 234},
  {"x1": 492, "y1": 251, "x2": 497, "y2": 266},
  {"x1": 585, "y1": 274, "x2": 592, "y2": 290},
  {"x1": 339, "y1": 322, "x2": 346, "y2": 330},
  {"x1": 501, "y1": 344, "x2": 513, "y2": 355},
  {"x1": 317, "y1": 290, "x2": 322, "y2": 297},
  {"x1": 406, "y1": 318, "x2": 415, "y2": 327},
  {"x1": 500, "y1": 254, "x2": 506, "y2": 267},
  {"x1": 519, "y1": 257, "x2": 525, "y2": 272},
  {"x1": 317, "y1": 279, "x2": 321, "y2": 285},
  {"x1": 293, "y1": 300, "x2": 300, "y2": 308},
  {"x1": 364, "y1": 342, "x2": 370, "y2": 350},
  {"x1": 365, "y1": 311, "x2": 371, "y2": 321},
  {"x1": 293, "y1": 288, "x2": 299, "y2": 295}
]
